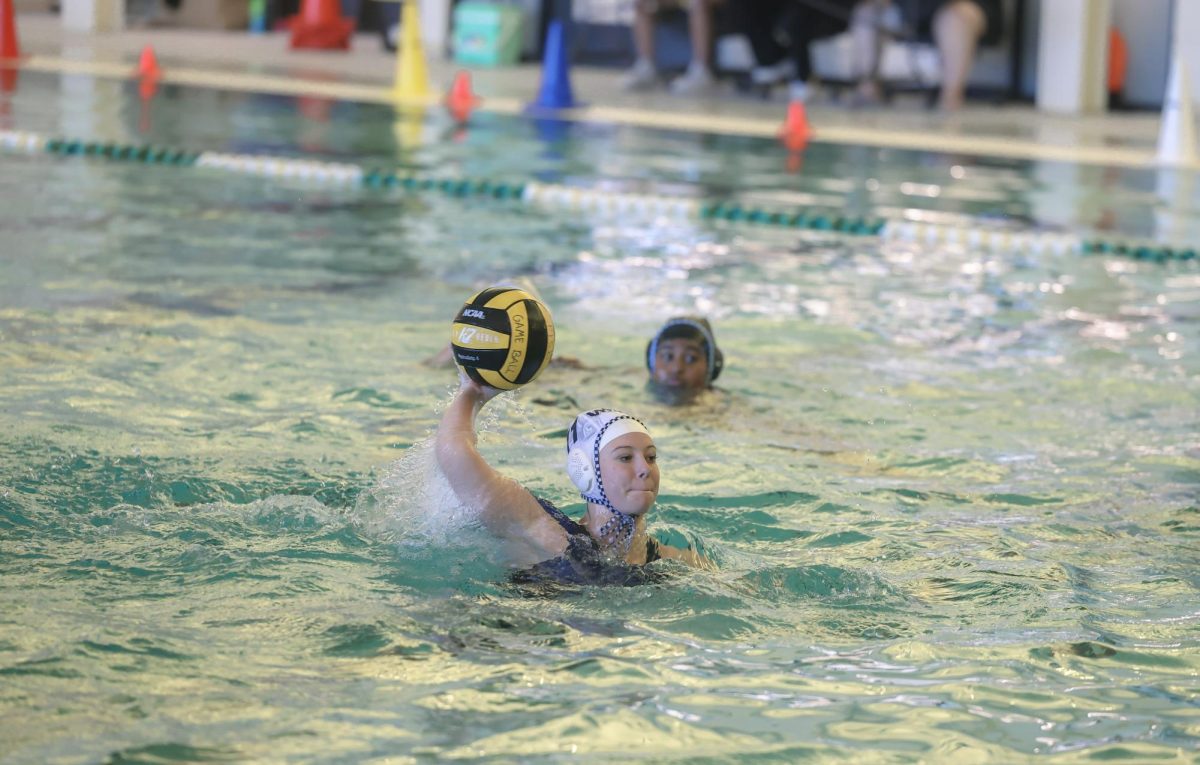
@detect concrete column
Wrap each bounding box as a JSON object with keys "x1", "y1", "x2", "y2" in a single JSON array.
[
  {"x1": 61, "y1": 0, "x2": 124, "y2": 32},
  {"x1": 1035, "y1": 0, "x2": 1111, "y2": 113}
]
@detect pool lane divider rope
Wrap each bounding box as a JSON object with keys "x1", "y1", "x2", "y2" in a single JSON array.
[{"x1": 1, "y1": 129, "x2": 1195, "y2": 263}]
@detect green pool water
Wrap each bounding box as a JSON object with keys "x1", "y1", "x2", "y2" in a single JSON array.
[{"x1": 1, "y1": 71, "x2": 1198, "y2": 763}]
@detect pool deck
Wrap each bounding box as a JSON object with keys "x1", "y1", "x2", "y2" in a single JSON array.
[{"x1": 4, "y1": 11, "x2": 1188, "y2": 170}]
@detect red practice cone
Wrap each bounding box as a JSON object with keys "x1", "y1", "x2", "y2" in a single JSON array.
[
  {"x1": 1, "y1": 0, "x2": 20, "y2": 60},
  {"x1": 137, "y1": 91, "x2": 152, "y2": 133},
  {"x1": 137, "y1": 45, "x2": 161, "y2": 80},
  {"x1": 780, "y1": 100, "x2": 811, "y2": 152},
  {"x1": 786, "y1": 151, "x2": 804, "y2": 174},
  {"x1": 445, "y1": 70, "x2": 480, "y2": 124},
  {"x1": 138, "y1": 76, "x2": 157, "y2": 102},
  {"x1": 287, "y1": 0, "x2": 354, "y2": 50}
]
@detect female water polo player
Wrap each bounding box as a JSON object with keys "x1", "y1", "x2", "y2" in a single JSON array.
[
  {"x1": 435, "y1": 376, "x2": 709, "y2": 585},
  {"x1": 646, "y1": 316, "x2": 724, "y2": 405}
]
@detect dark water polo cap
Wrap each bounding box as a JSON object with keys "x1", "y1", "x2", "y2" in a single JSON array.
[{"x1": 646, "y1": 316, "x2": 723, "y2": 384}]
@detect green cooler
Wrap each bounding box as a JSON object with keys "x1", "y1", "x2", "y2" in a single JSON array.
[{"x1": 453, "y1": 3, "x2": 524, "y2": 67}]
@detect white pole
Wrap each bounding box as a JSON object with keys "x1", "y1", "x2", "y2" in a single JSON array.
[
  {"x1": 1171, "y1": 0, "x2": 1200, "y2": 105},
  {"x1": 1157, "y1": 53, "x2": 1198, "y2": 165},
  {"x1": 1035, "y1": 0, "x2": 1110, "y2": 114},
  {"x1": 61, "y1": 0, "x2": 125, "y2": 32},
  {"x1": 420, "y1": 0, "x2": 451, "y2": 57}
]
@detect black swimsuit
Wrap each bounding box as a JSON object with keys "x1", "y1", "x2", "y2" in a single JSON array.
[{"x1": 510, "y1": 498, "x2": 663, "y2": 587}]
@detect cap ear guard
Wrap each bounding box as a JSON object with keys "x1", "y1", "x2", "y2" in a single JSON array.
[
  {"x1": 567, "y1": 447, "x2": 595, "y2": 494},
  {"x1": 710, "y1": 346, "x2": 724, "y2": 382}
]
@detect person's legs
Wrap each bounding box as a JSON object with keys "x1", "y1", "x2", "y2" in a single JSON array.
[
  {"x1": 623, "y1": 0, "x2": 661, "y2": 90},
  {"x1": 685, "y1": 0, "x2": 717, "y2": 67},
  {"x1": 633, "y1": 0, "x2": 657, "y2": 64},
  {"x1": 931, "y1": 0, "x2": 985, "y2": 110},
  {"x1": 670, "y1": 0, "x2": 719, "y2": 94},
  {"x1": 851, "y1": 0, "x2": 891, "y2": 103}
]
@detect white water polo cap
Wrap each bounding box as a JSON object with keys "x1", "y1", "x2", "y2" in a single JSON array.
[{"x1": 565, "y1": 409, "x2": 651, "y2": 503}]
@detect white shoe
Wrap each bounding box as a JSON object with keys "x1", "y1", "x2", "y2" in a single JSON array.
[
  {"x1": 669, "y1": 65, "x2": 717, "y2": 96},
  {"x1": 751, "y1": 59, "x2": 796, "y2": 86},
  {"x1": 621, "y1": 59, "x2": 659, "y2": 91},
  {"x1": 787, "y1": 80, "x2": 810, "y2": 103}
]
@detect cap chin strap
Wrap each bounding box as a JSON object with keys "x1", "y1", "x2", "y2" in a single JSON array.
[
  {"x1": 583, "y1": 482, "x2": 638, "y2": 553},
  {"x1": 597, "y1": 507, "x2": 635, "y2": 555},
  {"x1": 580, "y1": 486, "x2": 635, "y2": 555}
]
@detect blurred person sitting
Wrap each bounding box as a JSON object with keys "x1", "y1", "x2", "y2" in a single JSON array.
[
  {"x1": 852, "y1": 0, "x2": 1003, "y2": 111},
  {"x1": 621, "y1": 0, "x2": 726, "y2": 96},
  {"x1": 731, "y1": 0, "x2": 856, "y2": 103},
  {"x1": 848, "y1": 0, "x2": 903, "y2": 105}
]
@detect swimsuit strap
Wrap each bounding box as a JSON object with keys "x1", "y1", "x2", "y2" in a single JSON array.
[
  {"x1": 535, "y1": 497, "x2": 588, "y2": 537},
  {"x1": 536, "y1": 497, "x2": 660, "y2": 564}
]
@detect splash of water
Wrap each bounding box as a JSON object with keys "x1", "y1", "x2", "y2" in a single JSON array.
[
  {"x1": 349, "y1": 437, "x2": 476, "y2": 547},
  {"x1": 349, "y1": 388, "x2": 537, "y2": 548}
]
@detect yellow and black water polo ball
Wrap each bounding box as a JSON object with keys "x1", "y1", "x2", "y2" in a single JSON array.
[{"x1": 449, "y1": 287, "x2": 556, "y2": 390}]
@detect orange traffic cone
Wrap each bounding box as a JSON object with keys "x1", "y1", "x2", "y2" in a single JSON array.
[
  {"x1": 287, "y1": 0, "x2": 354, "y2": 50},
  {"x1": 1, "y1": 0, "x2": 20, "y2": 60},
  {"x1": 780, "y1": 99, "x2": 811, "y2": 152},
  {"x1": 445, "y1": 70, "x2": 480, "y2": 124},
  {"x1": 137, "y1": 45, "x2": 161, "y2": 80}
]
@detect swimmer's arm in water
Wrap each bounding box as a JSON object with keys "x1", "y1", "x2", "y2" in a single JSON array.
[
  {"x1": 434, "y1": 378, "x2": 568, "y2": 560},
  {"x1": 655, "y1": 542, "x2": 714, "y2": 570}
]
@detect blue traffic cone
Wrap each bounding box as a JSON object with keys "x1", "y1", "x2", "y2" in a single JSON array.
[{"x1": 529, "y1": 20, "x2": 578, "y2": 111}]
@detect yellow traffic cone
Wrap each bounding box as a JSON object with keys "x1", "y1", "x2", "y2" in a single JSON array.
[
  {"x1": 394, "y1": 108, "x2": 426, "y2": 150},
  {"x1": 394, "y1": 1, "x2": 431, "y2": 103}
]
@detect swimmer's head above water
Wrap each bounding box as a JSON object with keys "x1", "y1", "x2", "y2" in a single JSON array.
[
  {"x1": 434, "y1": 371, "x2": 710, "y2": 574},
  {"x1": 566, "y1": 408, "x2": 659, "y2": 550},
  {"x1": 646, "y1": 316, "x2": 723, "y2": 404}
]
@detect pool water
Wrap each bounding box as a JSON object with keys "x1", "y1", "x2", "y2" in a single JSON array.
[{"x1": 1, "y1": 72, "x2": 1198, "y2": 762}]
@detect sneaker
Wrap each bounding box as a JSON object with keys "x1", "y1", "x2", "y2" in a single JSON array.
[
  {"x1": 669, "y1": 64, "x2": 717, "y2": 96},
  {"x1": 750, "y1": 59, "x2": 796, "y2": 87},
  {"x1": 621, "y1": 59, "x2": 659, "y2": 92},
  {"x1": 849, "y1": 79, "x2": 884, "y2": 108}
]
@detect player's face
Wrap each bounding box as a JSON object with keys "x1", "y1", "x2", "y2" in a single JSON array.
[
  {"x1": 598, "y1": 433, "x2": 659, "y2": 516},
  {"x1": 651, "y1": 338, "x2": 708, "y2": 391}
]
